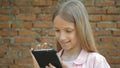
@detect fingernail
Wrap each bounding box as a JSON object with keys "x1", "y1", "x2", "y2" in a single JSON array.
[
  {"x1": 38, "y1": 44, "x2": 40, "y2": 46},
  {"x1": 31, "y1": 48, "x2": 33, "y2": 50},
  {"x1": 44, "y1": 42, "x2": 47, "y2": 45}
]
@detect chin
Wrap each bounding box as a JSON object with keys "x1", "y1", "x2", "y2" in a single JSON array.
[{"x1": 62, "y1": 47, "x2": 71, "y2": 51}]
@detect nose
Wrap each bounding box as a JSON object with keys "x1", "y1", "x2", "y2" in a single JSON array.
[{"x1": 59, "y1": 32, "x2": 66, "y2": 41}]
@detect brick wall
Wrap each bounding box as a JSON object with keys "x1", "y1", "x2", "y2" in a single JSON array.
[{"x1": 0, "y1": 0, "x2": 120, "y2": 68}]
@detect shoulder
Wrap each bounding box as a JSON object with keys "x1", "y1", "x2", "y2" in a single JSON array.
[
  {"x1": 87, "y1": 52, "x2": 110, "y2": 68},
  {"x1": 88, "y1": 52, "x2": 107, "y2": 63}
]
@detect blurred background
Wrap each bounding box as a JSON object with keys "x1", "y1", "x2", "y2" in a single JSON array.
[{"x1": 0, "y1": 0, "x2": 120, "y2": 68}]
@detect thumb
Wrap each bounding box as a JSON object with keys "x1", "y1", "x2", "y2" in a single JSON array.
[{"x1": 61, "y1": 61, "x2": 69, "y2": 68}]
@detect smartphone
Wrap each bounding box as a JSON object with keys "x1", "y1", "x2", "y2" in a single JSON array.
[{"x1": 32, "y1": 49, "x2": 62, "y2": 68}]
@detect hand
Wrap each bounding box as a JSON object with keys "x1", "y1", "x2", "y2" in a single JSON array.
[
  {"x1": 61, "y1": 61, "x2": 69, "y2": 68},
  {"x1": 30, "y1": 48, "x2": 40, "y2": 68},
  {"x1": 45, "y1": 62, "x2": 69, "y2": 68},
  {"x1": 30, "y1": 43, "x2": 51, "y2": 68},
  {"x1": 45, "y1": 63, "x2": 56, "y2": 68},
  {"x1": 33, "y1": 43, "x2": 51, "y2": 50}
]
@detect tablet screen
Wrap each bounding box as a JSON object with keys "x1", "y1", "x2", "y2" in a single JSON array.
[{"x1": 32, "y1": 49, "x2": 62, "y2": 68}]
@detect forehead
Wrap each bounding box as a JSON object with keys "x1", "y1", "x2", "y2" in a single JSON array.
[{"x1": 53, "y1": 15, "x2": 75, "y2": 29}]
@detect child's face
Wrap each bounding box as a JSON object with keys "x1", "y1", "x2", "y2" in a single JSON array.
[{"x1": 53, "y1": 15, "x2": 81, "y2": 51}]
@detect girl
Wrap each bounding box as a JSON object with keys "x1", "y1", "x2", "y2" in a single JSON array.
[{"x1": 31, "y1": 0, "x2": 110, "y2": 68}]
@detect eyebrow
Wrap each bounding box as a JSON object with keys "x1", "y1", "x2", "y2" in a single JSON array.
[{"x1": 54, "y1": 27, "x2": 75, "y2": 30}]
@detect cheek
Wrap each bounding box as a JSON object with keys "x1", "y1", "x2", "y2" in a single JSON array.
[{"x1": 71, "y1": 33, "x2": 79, "y2": 42}]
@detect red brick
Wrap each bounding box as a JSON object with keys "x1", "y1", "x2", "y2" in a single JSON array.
[
  {"x1": 115, "y1": 43, "x2": 120, "y2": 49},
  {"x1": 6, "y1": 51, "x2": 18, "y2": 58},
  {"x1": 8, "y1": 45, "x2": 29, "y2": 50},
  {"x1": 117, "y1": 23, "x2": 120, "y2": 28},
  {"x1": 9, "y1": 65, "x2": 29, "y2": 68},
  {"x1": 90, "y1": 23, "x2": 97, "y2": 29},
  {"x1": 109, "y1": 65, "x2": 115, "y2": 68},
  {"x1": 116, "y1": 65, "x2": 120, "y2": 68},
  {"x1": 52, "y1": 0, "x2": 59, "y2": 5},
  {"x1": 96, "y1": 43, "x2": 115, "y2": 50},
  {"x1": 15, "y1": 38, "x2": 35, "y2": 43},
  {"x1": 116, "y1": 1, "x2": 120, "y2": 6},
  {"x1": 19, "y1": 7, "x2": 32, "y2": 14},
  {"x1": 4, "y1": 39, "x2": 10, "y2": 43},
  {"x1": 95, "y1": 38, "x2": 101, "y2": 43},
  {"x1": 48, "y1": 30, "x2": 55, "y2": 36},
  {"x1": 1, "y1": 0, "x2": 12, "y2": 7},
  {"x1": 0, "y1": 66, "x2": 8, "y2": 68},
  {"x1": 0, "y1": 45, "x2": 8, "y2": 51},
  {"x1": 40, "y1": 30, "x2": 47, "y2": 36},
  {"x1": 11, "y1": 7, "x2": 20, "y2": 15},
  {"x1": 33, "y1": 22, "x2": 53, "y2": 28},
  {"x1": 107, "y1": 7, "x2": 120, "y2": 14},
  {"x1": 0, "y1": 15, "x2": 11, "y2": 22},
  {"x1": 113, "y1": 31, "x2": 120, "y2": 36},
  {"x1": 18, "y1": 29, "x2": 39, "y2": 36},
  {"x1": 22, "y1": 50, "x2": 31, "y2": 57},
  {"x1": 0, "y1": 52, "x2": 6, "y2": 58},
  {"x1": 17, "y1": 14, "x2": 36, "y2": 21},
  {"x1": 37, "y1": 38, "x2": 55, "y2": 43},
  {"x1": 42, "y1": 7, "x2": 53, "y2": 14},
  {"x1": 0, "y1": 8, "x2": 9, "y2": 14},
  {"x1": 0, "y1": 24, "x2": 10, "y2": 29},
  {"x1": 107, "y1": 49, "x2": 119, "y2": 56},
  {"x1": 95, "y1": 0, "x2": 115, "y2": 6},
  {"x1": 0, "y1": 31, "x2": 18, "y2": 36},
  {"x1": 87, "y1": 7, "x2": 106, "y2": 14},
  {"x1": 108, "y1": 58, "x2": 120, "y2": 64},
  {"x1": 0, "y1": 59, "x2": 13, "y2": 64},
  {"x1": 15, "y1": 58, "x2": 32, "y2": 64},
  {"x1": 32, "y1": 0, "x2": 53, "y2": 6},
  {"x1": 14, "y1": 0, "x2": 31, "y2": 6},
  {"x1": 31, "y1": 7, "x2": 41, "y2": 14},
  {"x1": 12, "y1": 22, "x2": 32, "y2": 28},
  {"x1": 102, "y1": 15, "x2": 120, "y2": 21},
  {"x1": 37, "y1": 15, "x2": 52, "y2": 21},
  {"x1": 97, "y1": 23, "x2": 116, "y2": 28},
  {"x1": 89, "y1": 15, "x2": 102, "y2": 22},
  {"x1": 97, "y1": 49, "x2": 108, "y2": 57},
  {"x1": 93, "y1": 30, "x2": 112, "y2": 36},
  {"x1": 83, "y1": 0, "x2": 95, "y2": 6},
  {"x1": 101, "y1": 37, "x2": 120, "y2": 43}
]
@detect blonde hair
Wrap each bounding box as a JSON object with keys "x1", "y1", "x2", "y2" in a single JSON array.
[{"x1": 53, "y1": 0, "x2": 97, "y2": 52}]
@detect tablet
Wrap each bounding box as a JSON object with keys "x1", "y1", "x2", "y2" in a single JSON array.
[{"x1": 32, "y1": 49, "x2": 62, "y2": 68}]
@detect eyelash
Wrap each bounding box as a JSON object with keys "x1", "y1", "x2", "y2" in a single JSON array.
[
  {"x1": 55, "y1": 30, "x2": 60, "y2": 32},
  {"x1": 55, "y1": 30, "x2": 72, "y2": 33}
]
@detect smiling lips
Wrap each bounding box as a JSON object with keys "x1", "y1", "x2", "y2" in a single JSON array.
[{"x1": 60, "y1": 41, "x2": 70, "y2": 46}]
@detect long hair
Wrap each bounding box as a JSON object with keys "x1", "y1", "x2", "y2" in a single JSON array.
[{"x1": 53, "y1": 0, "x2": 97, "y2": 52}]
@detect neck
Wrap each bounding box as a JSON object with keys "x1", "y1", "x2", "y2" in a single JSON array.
[{"x1": 62, "y1": 47, "x2": 82, "y2": 61}]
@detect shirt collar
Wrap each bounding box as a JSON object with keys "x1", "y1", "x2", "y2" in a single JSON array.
[
  {"x1": 58, "y1": 49, "x2": 89, "y2": 64},
  {"x1": 73, "y1": 49, "x2": 89, "y2": 64}
]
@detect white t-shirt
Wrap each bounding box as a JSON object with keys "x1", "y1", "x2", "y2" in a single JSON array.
[{"x1": 63, "y1": 59, "x2": 75, "y2": 68}]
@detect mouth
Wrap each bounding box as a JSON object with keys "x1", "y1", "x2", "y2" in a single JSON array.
[{"x1": 59, "y1": 41, "x2": 70, "y2": 46}]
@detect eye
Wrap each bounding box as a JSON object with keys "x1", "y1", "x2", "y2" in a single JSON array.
[
  {"x1": 55, "y1": 29, "x2": 60, "y2": 32},
  {"x1": 66, "y1": 29, "x2": 73, "y2": 33}
]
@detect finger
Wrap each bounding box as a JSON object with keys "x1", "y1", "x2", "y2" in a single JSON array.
[
  {"x1": 45, "y1": 66, "x2": 49, "y2": 68},
  {"x1": 29, "y1": 48, "x2": 34, "y2": 58},
  {"x1": 49, "y1": 63, "x2": 56, "y2": 68},
  {"x1": 41, "y1": 42, "x2": 50, "y2": 49},
  {"x1": 41, "y1": 43, "x2": 47, "y2": 49},
  {"x1": 29, "y1": 48, "x2": 40, "y2": 68},
  {"x1": 35, "y1": 44, "x2": 41, "y2": 50},
  {"x1": 43, "y1": 43, "x2": 50, "y2": 49},
  {"x1": 61, "y1": 61, "x2": 68, "y2": 68}
]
